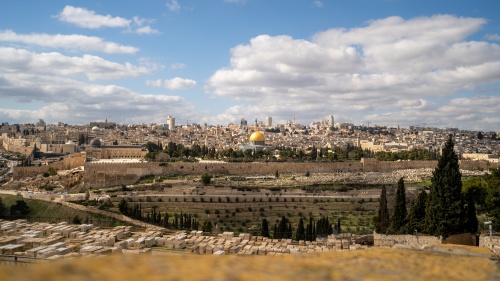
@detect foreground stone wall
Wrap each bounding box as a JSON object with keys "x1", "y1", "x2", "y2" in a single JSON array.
[
  {"x1": 479, "y1": 235, "x2": 500, "y2": 255},
  {"x1": 374, "y1": 232, "x2": 475, "y2": 247}
]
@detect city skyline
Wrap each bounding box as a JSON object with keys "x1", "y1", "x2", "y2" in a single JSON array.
[{"x1": 0, "y1": 1, "x2": 499, "y2": 131}]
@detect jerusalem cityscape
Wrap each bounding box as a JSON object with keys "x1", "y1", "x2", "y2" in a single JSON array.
[{"x1": 1, "y1": 1, "x2": 500, "y2": 280}]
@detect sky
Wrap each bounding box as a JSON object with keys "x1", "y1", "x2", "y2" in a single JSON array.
[{"x1": 0, "y1": 0, "x2": 499, "y2": 131}]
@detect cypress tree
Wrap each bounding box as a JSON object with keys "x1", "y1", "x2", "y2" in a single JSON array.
[
  {"x1": 407, "y1": 190, "x2": 427, "y2": 233},
  {"x1": 464, "y1": 190, "x2": 478, "y2": 233},
  {"x1": 377, "y1": 185, "x2": 390, "y2": 233},
  {"x1": 425, "y1": 135, "x2": 465, "y2": 237},
  {"x1": 295, "y1": 217, "x2": 305, "y2": 241},
  {"x1": 390, "y1": 177, "x2": 407, "y2": 233},
  {"x1": 261, "y1": 218, "x2": 270, "y2": 238}
]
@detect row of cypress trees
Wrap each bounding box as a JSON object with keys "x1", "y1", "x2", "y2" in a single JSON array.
[
  {"x1": 261, "y1": 215, "x2": 341, "y2": 241},
  {"x1": 376, "y1": 136, "x2": 478, "y2": 237}
]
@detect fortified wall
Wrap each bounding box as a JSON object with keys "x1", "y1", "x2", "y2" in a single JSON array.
[
  {"x1": 12, "y1": 153, "x2": 86, "y2": 179},
  {"x1": 82, "y1": 161, "x2": 365, "y2": 188},
  {"x1": 81, "y1": 159, "x2": 500, "y2": 188}
]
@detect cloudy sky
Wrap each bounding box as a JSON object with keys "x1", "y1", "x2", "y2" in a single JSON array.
[{"x1": 0, "y1": 0, "x2": 499, "y2": 131}]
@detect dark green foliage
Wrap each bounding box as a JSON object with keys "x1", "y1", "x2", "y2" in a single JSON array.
[
  {"x1": 261, "y1": 218, "x2": 270, "y2": 238},
  {"x1": 201, "y1": 173, "x2": 212, "y2": 185},
  {"x1": 118, "y1": 198, "x2": 128, "y2": 214},
  {"x1": 463, "y1": 190, "x2": 478, "y2": 233},
  {"x1": 274, "y1": 216, "x2": 292, "y2": 239},
  {"x1": 316, "y1": 216, "x2": 333, "y2": 238},
  {"x1": 295, "y1": 217, "x2": 305, "y2": 241},
  {"x1": 407, "y1": 190, "x2": 427, "y2": 233},
  {"x1": 374, "y1": 148, "x2": 438, "y2": 161},
  {"x1": 336, "y1": 218, "x2": 341, "y2": 234},
  {"x1": 47, "y1": 167, "x2": 57, "y2": 176},
  {"x1": 389, "y1": 177, "x2": 407, "y2": 233},
  {"x1": 0, "y1": 197, "x2": 5, "y2": 217},
  {"x1": 202, "y1": 220, "x2": 213, "y2": 233},
  {"x1": 425, "y1": 135, "x2": 465, "y2": 238},
  {"x1": 72, "y1": 215, "x2": 82, "y2": 224},
  {"x1": 376, "y1": 185, "x2": 390, "y2": 233},
  {"x1": 484, "y1": 168, "x2": 500, "y2": 231},
  {"x1": 10, "y1": 200, "x2": 30, "y2": 216}
]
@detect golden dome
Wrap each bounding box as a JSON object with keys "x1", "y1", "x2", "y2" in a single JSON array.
[{"x1": 249, "y1": 131, "x2": 265, "y2": 142}]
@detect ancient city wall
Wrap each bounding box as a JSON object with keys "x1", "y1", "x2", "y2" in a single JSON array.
[
  {"x1": 81, "y1": 159, "x2": 500, "y2": 188},
  {"x1": 12, "y1": 153, "x2": 86, "y2": 179},
  {"x1": 374, "y1": 232, "x2": 475, "y2": 247}
]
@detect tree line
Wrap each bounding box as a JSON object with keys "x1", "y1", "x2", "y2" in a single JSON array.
[
  {"x1": 375, "y1": 135, "x2": 499, "y2": 237},
  {"x1": 260, "y1": 215, "x2": 342, "y2": 241}
]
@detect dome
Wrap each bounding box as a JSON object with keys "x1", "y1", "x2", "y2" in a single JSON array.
[
  {"x1": 89, "y1": 138, "x2": 101, "y2": 148},
  {"x1": 249, "y1": 131, "x2": 265, "y2": 142},
  {"x1": 91, "y1": 126, "x2": 100, "y2": 131}
]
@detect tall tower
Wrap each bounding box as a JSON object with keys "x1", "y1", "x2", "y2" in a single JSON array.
[
  {"x1": 166, "y1": 116, "x2": 175, "y2": 130},
  {"x1": 266, "y1": 116, "x2": 272, "y2": 127},
  {"x1": 329, "y1": 115, "x2": 334, "y2": 127}
]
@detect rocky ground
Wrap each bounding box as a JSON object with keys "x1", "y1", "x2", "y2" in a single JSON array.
[{"x1": 2, "y1": 244, "x2": 498, "y2": 281}]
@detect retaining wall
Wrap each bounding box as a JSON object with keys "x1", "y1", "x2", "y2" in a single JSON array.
[{"x1": 374, "y1": 232, "x2": 475, "y2": 247}]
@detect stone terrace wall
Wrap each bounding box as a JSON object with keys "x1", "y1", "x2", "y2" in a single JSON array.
[
  {"x1": 13, "y1": 153, "x2": 86, "y2": 180},
  {"x1": 374, "y1": 232, "x2": 475, "y2": 248},
  {"x1": 361, "y1": 158, "x2": 437, "y2": 172}
]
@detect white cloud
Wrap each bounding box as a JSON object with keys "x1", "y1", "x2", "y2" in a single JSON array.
[
  {"x1": 0, "y1": 47, "x2": 154, "y2": 81},
  {"x1": 167, "y1": 0, "x2": 181, "y2": 12},
  {"x1": 0, "y1": 74, "x2": 194, "y2": 125},
  {"x1": 207, "y1": 15, "x2": 500, "y2": 131},
  {"x1": 224, "y1": 0, "x2": 247, "y2": 3},
  {"x1": 0, "y1": 30, "x2": 138, "y2": 54},
  {"x1": 171, "y1": 63, "x2": 186, "y2": 69},
  {"x1": 313, "y1": 1, "x2": 324, "y2": 8},
  {"x1": 484, "y1": 34, "x2": 500, "y2": 41},
  {"x1": 57, "y1": 6, "x2": 130, "y2": 29},
  {"x1": 146, "y1": 77, "x2": 197, "y2": 90},
  {"x1": 134, "y1": 26, "x2": 160, "y2": 35}
]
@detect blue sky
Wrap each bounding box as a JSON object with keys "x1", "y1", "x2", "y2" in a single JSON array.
[{"x1": 0, "y1": 0, "x2": 499, "y2": 131}]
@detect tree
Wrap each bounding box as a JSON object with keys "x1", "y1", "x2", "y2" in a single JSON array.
[
  {"x1": 376, "y1": 185, "x2": 390, "y2": 233},
  {"x1": 201, "y1": 173, "x2": 212, "y2": 185},
  {"x1": 10, "y1": 200, "x2": 30, "y2": 216},
  {"x1": 463, "y1": 189, "x2": 478, "y2": 233},
  {"x1": 484, "y1": 168, "x2": 500, "y2": 231},
  {"x1": 295, "y1": 217, "x2": 305, "y2": 241},
  {"x1": 261, "y1": 218, "x2": 270, "y2": 238},
  {"x1": 462, "y1": 177, "x2": 488, "y2": 209},
  {"x1": 202, "y1": 221, "x2": 213, "y2": 233},
  {"x1": 72, "y1": 215, "x2": 82, "y2": 224},
  {"x1": 118, "y1": 198, "x2": 128, "y2": 214},
  {"x1": 389, "y1": 177, "x2": 407, "y2": 233},
  {"x1": 407, "y1": 190, "x2": 427, "y2": 233},
  {"x1": 47, "y1": 167, "x2": 57, "y2": 176},
  {"x1": 425, "y1": 135, "x2": 465, "y2": 237},
  {"x1": 0, "y1": 197, "x2": 5, "y2": 218}
]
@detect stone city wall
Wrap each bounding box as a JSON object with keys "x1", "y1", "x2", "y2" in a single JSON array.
[
  {"x1": 81, "y1": 159, "x2": 500, "y2": 188},
  {"x1": 13, "y1": 153, "x2": 86, "y2": 179},
  {"x1": 374, "y1": 232, "x2": 475, "y2": 247}
]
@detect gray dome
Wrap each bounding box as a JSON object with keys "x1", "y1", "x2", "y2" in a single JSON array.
[{"x1": 89, "y1": 138, "x2": 101, "y2": 148}]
